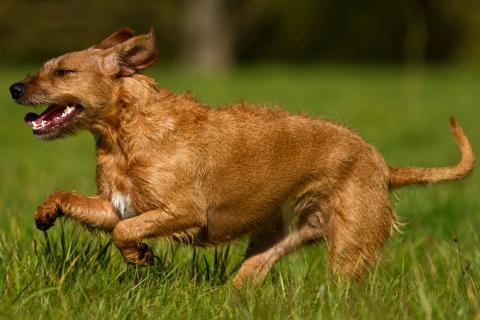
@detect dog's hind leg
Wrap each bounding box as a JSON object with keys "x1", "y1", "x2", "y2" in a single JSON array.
[
  {"x1": 244, "y1": 215, "x2": 285, "y2": 260},
  {"x1": 233, "y1": 208, "x2": 325, "y2": 288},
  {"x1": 112, "y1": 208, "x2": 206, "y2": 265},
  {"x1": 325, "y1": 183, "x2": 396, "y2": 279}
]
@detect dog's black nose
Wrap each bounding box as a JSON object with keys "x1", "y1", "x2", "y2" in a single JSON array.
[{"x1": 9, "y1": 82, "x2": 26, "y2": 99}]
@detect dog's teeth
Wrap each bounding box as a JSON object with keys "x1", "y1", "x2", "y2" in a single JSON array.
[
  {"x1": 41, "y1": 120, "x2": 47, "y2": 127},
  {"x1": 65, "y1": 106, "x2": 74, "y2": 114}
]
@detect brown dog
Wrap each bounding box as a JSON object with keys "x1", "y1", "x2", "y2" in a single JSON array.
[{"x1": 10, "y1": 28, "x2": 475, "y2": 287}]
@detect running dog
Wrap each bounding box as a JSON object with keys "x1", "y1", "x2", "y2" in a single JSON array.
[{"x1": 9, "y1": 28, "x2": 475, "y2": 287}]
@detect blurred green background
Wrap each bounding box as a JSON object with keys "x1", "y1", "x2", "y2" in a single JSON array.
[
  {"x1": 0, "y1": 1, "x2": 479, "y2": 319},
  {"x1": 1, "y1": 0, "x2": 480, "y2": 68}
]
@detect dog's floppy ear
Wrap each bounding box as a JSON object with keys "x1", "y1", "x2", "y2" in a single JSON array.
[
  {"x1": 93, "y1": 27, "x2": 136, "y2": 50},
  {"x1": 100, "y1": 28, "x2": 157, "y2": 77}
]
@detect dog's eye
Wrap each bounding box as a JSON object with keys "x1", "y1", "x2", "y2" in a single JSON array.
[{"x1": 54, "y1": 69, "x2": 74, "y2": 77}]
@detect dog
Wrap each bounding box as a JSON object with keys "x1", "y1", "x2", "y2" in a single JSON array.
[{"x1": 9, "y1": 28, "x2": 475, "y2": 287}]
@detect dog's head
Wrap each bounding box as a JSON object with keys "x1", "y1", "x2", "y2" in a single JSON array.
[{"x1": 9, "y1": 28, "x2": 157, "y2": 140}]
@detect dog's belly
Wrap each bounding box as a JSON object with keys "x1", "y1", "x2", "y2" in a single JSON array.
[{"x1": 193, "y1": 209, "x2": 271, "y2": 245}]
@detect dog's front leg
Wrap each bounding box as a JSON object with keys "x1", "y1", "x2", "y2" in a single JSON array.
[
  {"x1": 34, "y1": 191, "x2": 119, "y2": 231},
  {"x1": 112, "y1": 208, "x2": 205, "y2": 265}
]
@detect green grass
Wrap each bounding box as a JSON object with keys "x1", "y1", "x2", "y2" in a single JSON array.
[{"x1": 0, "y1": 64, "x2": 479, "y2": 319}]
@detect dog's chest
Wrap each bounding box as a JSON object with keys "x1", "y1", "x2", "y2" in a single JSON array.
[
  {"x1": 110, "y1": 191, "x2": 135, "y2": 219},
  {"x1": 96, "y1": 153, "x2": 136, "y2": 219}
]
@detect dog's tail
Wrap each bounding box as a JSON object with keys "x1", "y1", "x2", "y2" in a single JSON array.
[{"x1": 388, "y1": 118, "x2": 475, "y2": 188}]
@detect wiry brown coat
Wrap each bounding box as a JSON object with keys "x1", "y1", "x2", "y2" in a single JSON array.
[{"x1": 11, "y1": 28, "x2": 475, "y2": 287}]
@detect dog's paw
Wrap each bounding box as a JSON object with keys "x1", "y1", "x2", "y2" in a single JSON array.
[
  {"x1": 34, "y1": 205, "x2": 58, "y2": 231},
  {"x1": 34, "y1": 193, "x2": 64, "y2": 231},
  {"x1": 123, "y1": 243, "x2": 155, "y2": 266}
]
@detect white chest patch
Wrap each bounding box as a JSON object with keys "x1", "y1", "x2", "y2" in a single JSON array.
[{"x1": 111, "y1": 192, "x2": 135, "y2": 219}]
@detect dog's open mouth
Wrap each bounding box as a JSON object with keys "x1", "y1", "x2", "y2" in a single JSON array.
[{"x1": 24, "y1": 104, "x2": 81, "y2": 136}]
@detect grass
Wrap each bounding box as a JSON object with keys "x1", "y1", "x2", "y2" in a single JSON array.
[{"x1": 0, "y1": 64, "x2": 479, "y2": 319}]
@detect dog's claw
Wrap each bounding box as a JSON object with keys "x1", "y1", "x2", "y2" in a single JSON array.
[
  {"x1": 34, "y1": 202, "x2": 61, "y2": 231},
  {"x1": 35, "y1": 214, "x2": 56, "y2": 231},
  {"x1": 138, "y1": 243, "x2": 155, "y2": 265},
  {"x1": 123, "y1": 243, "x2": 155, "y2": 266}
]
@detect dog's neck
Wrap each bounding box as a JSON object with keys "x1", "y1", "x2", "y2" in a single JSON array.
[
  {"x1": 90, "y1": 75, "x2": 162, "y2": 152},
  {"x1": 90, "y1": 74, "x2": 204, "y2": 158}
]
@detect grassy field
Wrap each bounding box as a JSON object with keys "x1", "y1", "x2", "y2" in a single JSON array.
[{"x1": 0, "y1": 64, "x2": 479, "y2": 319}]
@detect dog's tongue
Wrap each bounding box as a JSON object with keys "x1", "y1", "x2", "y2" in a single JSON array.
[{"x1": 24, "y1": 104, "x2": 63, "y2": 126}]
